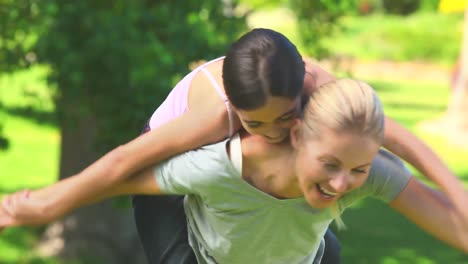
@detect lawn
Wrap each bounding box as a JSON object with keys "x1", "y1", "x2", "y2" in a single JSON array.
[
  {"x1": 0, "y1": 67, "x2": 62, "y2": 264},
  {"x1": 335, "y1": 78, "x2": 468, "y2": 264}
]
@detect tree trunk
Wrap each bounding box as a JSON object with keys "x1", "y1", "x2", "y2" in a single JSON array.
[
  {"x1": 35, "y1": 102, "x2": 146, "y2": 263},
  {"x1": 446, "y1": 6, "x2": 468, "y2": 143}
]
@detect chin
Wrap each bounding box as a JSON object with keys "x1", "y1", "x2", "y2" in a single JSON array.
[
  {"x1": 264, "y1": 135, "x2": 288, "y2": 144},
  {"x1": 304, "y1": 190, "x2": 338, "y2": 209}
]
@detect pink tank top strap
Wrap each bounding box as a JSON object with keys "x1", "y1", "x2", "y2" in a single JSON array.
[{"x1": 200, "y1": 67, "x2": 235, "y2": 137}]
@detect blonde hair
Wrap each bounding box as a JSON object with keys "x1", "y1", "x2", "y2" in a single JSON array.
[
  {"x1": 302, "y1": 78, "x2": 385, "y2": 144},
  {"x1": 302, "y1": 78, "x2": 385, "y2": 229}
]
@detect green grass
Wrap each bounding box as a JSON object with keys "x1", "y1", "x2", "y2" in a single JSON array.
[
  {"x1": 337, "y1": 199, "x2": 468, "y2": 264},
  {"x1": 369, "y1": 78, "x2": 468, "y2": 180},
  {"x1": 0, "y1": 226, "x2": 62, "y2": 264},
  {"x1": 334, "y1": 78, "x2": 468, "y2": 264},
  {"x1": 0, "y1": 66, "x2": 59, "y2": 192},
  {"x1": 0, "y1": 67, "x2": 61, "y2": 264}
]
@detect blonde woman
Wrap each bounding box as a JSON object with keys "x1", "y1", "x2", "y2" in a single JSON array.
[
  {"x1": 2, "y1": 28, "x2": 466, "y2": 263},
  {"x1": 2, "y1": 78, "x2": 467, "y2": 263}
]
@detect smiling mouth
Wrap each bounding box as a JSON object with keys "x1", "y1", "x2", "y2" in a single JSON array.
[{"x1": 316, "y1": 184, "x2": 338, "y2": 198}]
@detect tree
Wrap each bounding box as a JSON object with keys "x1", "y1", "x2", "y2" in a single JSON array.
[
  {"x1": 2, "y1": 0, "x2": 246, "y2": 262},
  {"x1": 288, "y1": 0, "x2": 354, "y2": 59}
]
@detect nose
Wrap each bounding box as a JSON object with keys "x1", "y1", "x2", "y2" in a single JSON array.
[{"x1": 328, "y1": 172, "x2": 349, "y2": 193}]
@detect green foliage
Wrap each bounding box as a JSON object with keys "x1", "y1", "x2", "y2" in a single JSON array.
[
  {"x1": 288, "y1": 0, "x2": 357, "y2": 59},
  {"x1": 380, "y1": 0, "x2": 440, "y2": 15},
  {"x1": 382, "y1": 0, "x2": 420, "y2": 15},
  {"x1": 287, "y1": 0, "x2": 453, "y2": 60},
  {"x1": 32, "y1": 1, "x2": 246, "y2": 153},
  {"x1": 417, "y1": 0, "x2": 440, "y2": 12},
  {"x1": 0, "y1": 125, "x2": 9, "y2": 150},
  {"x1": 0, "y1": 0, "x2": 46, "y2": 71},
  {"x1": 238, "y1": 0, "x2": 288, "y2": 10},
  {"x1": 0, "y1": 0, "x2": 49, "y2": 146},
  {"x1": 325, "y1": 13, "x2": 463, "y2": 64}
]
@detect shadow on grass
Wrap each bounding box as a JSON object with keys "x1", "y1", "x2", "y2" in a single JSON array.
[
  {"x1": 368, "y1": 80, "x2": 400, "y2": 93},
  {"x1": 0, "y1": 226, "x2": 62, "y2": 264},
  {"x1": 459, "y1": 172, "x2": 468, "y2": 181},
  {"x1": 0, "y1": 188, "x2": 56, "y2": 263},
  {"x1": 335, "y1": 199, "x2": 468, "y2": 264},
  {"x1": 4, "y1": 105, "x2": 57, "y2": 127}
]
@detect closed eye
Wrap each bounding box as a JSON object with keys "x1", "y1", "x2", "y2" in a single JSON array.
[
  {"x1": 352, "y1": 169, "x2": 367, "y2": 174},
  {"x1": 277, "y1": 117, "x2": 295, "y2": 124},
  {"x1": 277, "y1": 110, "x2": 299, "y2": 122},
  {"x1": 246, "y1": 121, "x2": 263, "y2": 128},
  {"x1": 324, "y1": 163, "x2": 340, "y2": 171}
]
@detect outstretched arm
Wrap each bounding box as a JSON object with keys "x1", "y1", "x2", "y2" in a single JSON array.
[
  {"x1": 384, "y1": 117, "x2": 468, "y2": 223},
  {"x1": 390, "y1": 177, "x2": 468, "y2": 253},
  {"x1": 12, "y1": 96, "x2": 231, "y2": 222},
  {"x1": 0, "y1": 164, "x2": 160, "y2": 228}
]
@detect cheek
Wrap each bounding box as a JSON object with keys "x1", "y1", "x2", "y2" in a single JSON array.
[
  {"x1": 353, "y1": 174, "x2": 370, "y2": 189},
  {"x1": 279, "y1": 120, "x2": 296, "y2": 129},
  {"x1": 295, "y1": 156, "x2": 320, "y2": 187}
]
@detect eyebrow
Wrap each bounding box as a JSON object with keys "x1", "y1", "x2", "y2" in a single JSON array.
[
  {"x1": 275, "y1": 108, "x2": 298, "y2": 121},
  {"x1": 242, "y1": 107, "x2": 298, "y2": 123},
  {"x1": 318, "y1": 155, "x2": 371, "y2": 168}
]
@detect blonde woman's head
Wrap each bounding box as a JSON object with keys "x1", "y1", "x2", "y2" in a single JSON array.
[
  {"x1": 291, "y1": 78, "x2": 384, "y2": 218},
  {"x1": 301, "y1": 78, "x2": 384, "y2": 144}
]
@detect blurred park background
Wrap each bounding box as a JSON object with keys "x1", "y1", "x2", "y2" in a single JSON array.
[{"x1": 0, "y1": 0, "x2": 467, "y2": 263}]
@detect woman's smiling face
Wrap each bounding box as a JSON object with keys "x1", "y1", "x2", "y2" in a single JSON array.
[
  {"x1": 293, "y1": 126, "x2": 380, "y2": 209},
  {"x1": 235, "y1": 96, "x2": 301, "y2": 144}
]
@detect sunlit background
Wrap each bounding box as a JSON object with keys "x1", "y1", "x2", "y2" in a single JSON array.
[{"x1": 0, "y1": 0, "x2": 467, "y2": 263}]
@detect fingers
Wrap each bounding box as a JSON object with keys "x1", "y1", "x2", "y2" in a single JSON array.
[
  {"x1": 0, "y1": 189, "x2": 37, "y2": 234},
  {"x1": 2, "y1": 190, "x2": 30, "y2": 217},
  {"x1": 0, "y1": 197, "x2": 15, "y2": 230},
  {"x1": 0, "y1": 189, "x2": 31, "y2": 229}
]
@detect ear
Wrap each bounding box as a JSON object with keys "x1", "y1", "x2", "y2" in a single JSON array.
[{"x1": 290, "y1": 119, "x2": 302, "y2": 149}]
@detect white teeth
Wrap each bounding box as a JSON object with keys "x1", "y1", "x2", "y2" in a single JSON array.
[{"x1": 318, "y1": 184, "x2": 338, "y2": 196}]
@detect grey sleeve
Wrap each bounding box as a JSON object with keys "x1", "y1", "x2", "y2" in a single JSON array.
[
  {"x1": 154, "y1": 143, "x2": 228, "y2": 195},
  {"x1": 154, "y1": 153, "x2": 195, "y2": 195},
  {"x1": 366, "y1": 149, "x2": 412, "y2": 203}
]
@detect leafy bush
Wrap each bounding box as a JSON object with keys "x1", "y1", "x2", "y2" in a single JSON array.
[
  {"x1": 382, "y1": 0, "x2": 420, "y2": 15},
  {"x1": 32, "y1": 1, "x2": 246, "y2": 153},
  {"x1": 324, "y1": 13, "x2": 463, "y2": 64}
]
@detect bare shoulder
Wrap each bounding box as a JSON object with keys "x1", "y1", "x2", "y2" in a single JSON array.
[
  {"x1": 303, "y1": 57, "x2": 336, "y2": 94},
  {"x1": 187, "y1": 58, "x2": 241, "y2": 135},
  {"x1": 188, "y1": 59, "x2": 226, "y2": 110}
]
